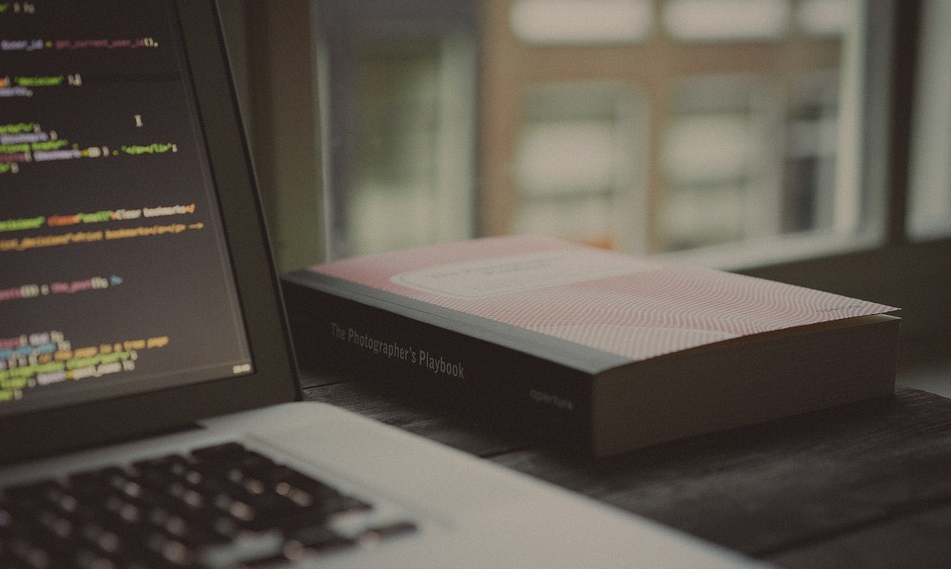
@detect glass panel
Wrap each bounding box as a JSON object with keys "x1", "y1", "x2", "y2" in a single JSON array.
[
  {"x1": 348, "y1": 39, "x2": 439, "y2": 253},
  {"x1": 509, "y1": 0, "x2": 655, "y2": 45},
  {"x1": 663, "y1": 0, "x2": 791, "y2": 41},
  {"x1": 342, "y1": 37, "x2": 476, "y2": 255},
  {"x1": 659, "y1": 75, "x2": 782, "y2": 250},
  {"x1": 796, "y1": 0, "x2": 854, "y2": 37},
  {"x1": 512, "y1": 84, "x2": 649, "y2": 250},
  {"x1": 314, "y1": 1, "x2": 479, "y2": 259},
  {"x1": 908, "y1": 0, "x2": 951, "y2": 240},
  {"x1": 317, "y1": 0, "x2": 873, "y2": 266}
]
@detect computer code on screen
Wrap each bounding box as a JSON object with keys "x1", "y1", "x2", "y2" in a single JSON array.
[{"x1": 0, "y1": 0, "x2": 253, "y2": 413}]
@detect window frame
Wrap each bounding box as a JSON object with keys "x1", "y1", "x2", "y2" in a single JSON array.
[{"x1": 743, "y1": 0, "x2": 951, "y2": 354}]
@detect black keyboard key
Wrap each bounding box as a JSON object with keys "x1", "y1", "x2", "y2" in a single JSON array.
[
  {"x1": 364, "y1": 520, "x2": 417, "y2": 541},
  {"x1": 1, "y1": 441, "x2": 419, "y2": 569},
  {"x1": 288, "y1": 524, "x2": 355, "y2": 551}
]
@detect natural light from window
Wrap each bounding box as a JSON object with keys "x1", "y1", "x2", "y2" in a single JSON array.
[
  {"x1": 317, "y1": 0, "x2": 880, "y2": 269},
  {"x1": 908, "y1": 0, "x2": 951, "y2": 240}
]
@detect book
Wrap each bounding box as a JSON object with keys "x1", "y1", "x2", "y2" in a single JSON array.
[{"x1": 281, "y1": 235, "x2": 901, "y2": 456}]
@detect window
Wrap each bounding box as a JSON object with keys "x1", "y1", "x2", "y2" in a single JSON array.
[
  {"x1": 663, "y1": 0, "x2": 791, "y2": 41},
  {"x1": 512, "y1": 83, "x2": 648, "y2": 250},
  {"x1": 509, "y1": 0, "x2": 654, "y2": 45},
  {"x1": 907, "y1": 0, "x2": 951, "y2": 240},
  {"x1": 660, "y1": 75, "x2": 782, "y2": 250},
  {"x1": 479, "y1": 0, "x2": 870, "y2": 269},
  {"x1": 315, "y1": 0, "x2": 863, "y2": 262},
  {"x1": 312, "y1": 0, "x2": 479, "y2": 259},
  {"x1": 344, "y1": 36, "x2": 476, "y2": 254},
  {"x1": 227, "y1": 0, "x2": 951, "y2": 350}
]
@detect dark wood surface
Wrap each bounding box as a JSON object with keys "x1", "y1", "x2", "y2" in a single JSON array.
[{"x1": 299, "y1": 366, "x2": 951, "y2": 568}]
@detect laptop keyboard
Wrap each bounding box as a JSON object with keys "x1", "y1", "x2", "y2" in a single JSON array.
[{"x1": 0, "y1": 442, "x2": 417, "y2": 568}]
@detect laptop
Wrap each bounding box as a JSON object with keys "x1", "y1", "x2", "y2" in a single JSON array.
[{"x1": 0, "y1": 1, "x2": 769, "y2": 567}]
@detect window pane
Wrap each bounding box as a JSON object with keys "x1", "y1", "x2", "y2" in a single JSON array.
[
  {"x1": 512, "y1": 83, "x2": 649, "y2": 250},
  {"x1": 348, "y1": 40, "x2": 442, "y2": 253},
  {"x1": 317, "y1": 0, "x2": 874, "y2": 266},
  {"x1": 315, "y1": 2, "x2": 478, "y2": 259},
  {"x1": 908, "y1": 0, "x2": 951, "y2": 240},
  {"x1": 509, "y1": 0, "x2": 654, "y2": 45},
  {"x1": 663, "y1": 0, "x2": 790, "y2": 41},
  {"x1": 341, "y1": 37, "x2": 477, "y2": 255},
  {"x1": 660, "y1": 75, "x2": 782, "y2": 250}
]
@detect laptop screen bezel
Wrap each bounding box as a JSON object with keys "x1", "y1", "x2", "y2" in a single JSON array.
[{"x1": 0, "y1": 0, "x2": 301, "y2": 464}]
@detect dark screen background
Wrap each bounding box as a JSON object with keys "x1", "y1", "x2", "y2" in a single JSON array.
[{"x1": 0, "y1": 0, "x2": 253, "y2": 413}]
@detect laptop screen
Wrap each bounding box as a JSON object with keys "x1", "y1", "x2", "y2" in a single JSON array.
[
  {"x1": 0, "y1": 0, "x2": 298, "y2": 458},
  {"x1": 0, "y1": 0, "x2": 256, "y2": 416}
]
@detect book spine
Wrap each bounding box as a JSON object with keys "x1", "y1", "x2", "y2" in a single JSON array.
[{"x1": 281, "y1": 276, "x2": 595, "y2": 448}]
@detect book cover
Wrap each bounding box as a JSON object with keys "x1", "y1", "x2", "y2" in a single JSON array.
[{"x1": 282, "y1": 235, "x2": 901, "y2": 456}]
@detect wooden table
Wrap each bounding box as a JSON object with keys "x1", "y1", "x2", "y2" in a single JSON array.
[{"x1": 299, "y1": 366, "x2": 951, "y2": 568}]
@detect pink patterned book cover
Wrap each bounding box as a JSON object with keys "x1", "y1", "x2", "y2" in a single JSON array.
[{"x1": 312, "y1": 236, "x2": 899, "y2": 362}]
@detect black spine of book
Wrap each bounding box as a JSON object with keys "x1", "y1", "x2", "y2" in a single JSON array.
[{"x1": 281, "y1": 270, "x2": 619, "y2": 449}]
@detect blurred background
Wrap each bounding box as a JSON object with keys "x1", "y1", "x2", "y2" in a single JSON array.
[{"x1": 216, "y1": 0, "x2": 949, "y2": 370}]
